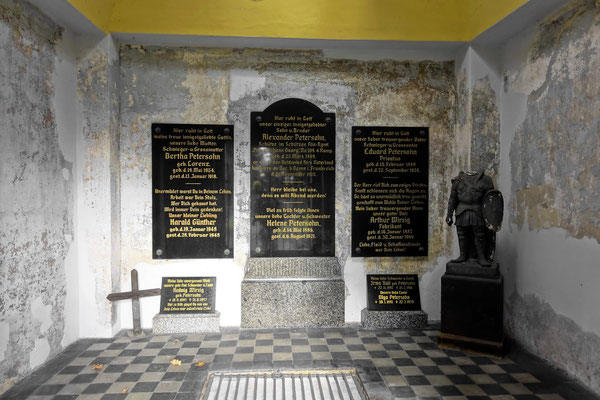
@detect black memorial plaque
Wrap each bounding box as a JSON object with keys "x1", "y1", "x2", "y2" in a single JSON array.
[
  {"x1": 160, "y1": 277, "x2": 216, "y2": 313},
  {"x1": 352, "y1": 127, "x2": 428, "y2": 257},
  {"x1": 367, "y1": 274, "x2": 421, "y2": 311},
  {"x1": 152, "y1": 123, "x2": 233, "y2": 259},
  {"x1": 251, "y1": 98, "x2": 335, "y2": 257}
]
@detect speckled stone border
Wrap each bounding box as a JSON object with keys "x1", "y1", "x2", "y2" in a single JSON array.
[
  {"x1": 152, "y1": 312, "x2": 221, "y2": 334},
  {"x1": 241, "y1": 278, "x2": 345, "y2": 328},
  {"x1": 244, "y1": 257, "x2": 341, "y2": 277},
  {"x1": 242, "y1": 257, "x2": 345, "y2": 328},
  {"x1": 361, "y1": 308, "x2": 428, "y2": 329}
]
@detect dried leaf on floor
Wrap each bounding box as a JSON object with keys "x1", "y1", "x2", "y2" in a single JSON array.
[
  {"x1": 92, "y1": 364, "x2": 103, "y2": 370},
  {"x1": 120, "y1": 388, "x2": 129, "y2": 394},
  {"x1": 196, "y1": 361, "x2": 205, "y2": 367},
  {"x1": 170, "y1": 358, "x2": 182, "y2": 366}
]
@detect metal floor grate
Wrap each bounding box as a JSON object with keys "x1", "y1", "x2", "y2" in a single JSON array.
[{"x1": 200, "y1": 370, "x2": 368, "y2": 400}]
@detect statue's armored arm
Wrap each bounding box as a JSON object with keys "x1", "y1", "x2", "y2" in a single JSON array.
[
  {"x1": 481, "y1": 175, "x2": 494, "y2": 193},
  {"x1": 446, "y1": 179, "x2": 459, "y2": 226}
]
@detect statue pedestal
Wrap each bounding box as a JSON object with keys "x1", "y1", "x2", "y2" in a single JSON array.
[
  {"x1": 241, "y1": 258, "x2": 344, "y2": 328},
  {"x1": 439, "y1": 262, "x2": 504, "y2": 357},
  {"x1": 361, "y1": 309, "x2": 428, "y2": 329},
  {"x1": 152, "y1": 312, "x2": 220, "y2": 334}
]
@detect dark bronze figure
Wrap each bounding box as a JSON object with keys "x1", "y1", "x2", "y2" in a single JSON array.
[{"x1": 446, "y1": 170, "x2": 503, "y2": 266}]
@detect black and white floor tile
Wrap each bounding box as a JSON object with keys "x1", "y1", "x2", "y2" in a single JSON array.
[{"x1": 1, "y1": 327, "x2": 597, "y2": 400}]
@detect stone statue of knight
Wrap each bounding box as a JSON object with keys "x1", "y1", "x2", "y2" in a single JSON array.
[{"x1": 446, "y1": 170, "x2": 503, "y2": 266}]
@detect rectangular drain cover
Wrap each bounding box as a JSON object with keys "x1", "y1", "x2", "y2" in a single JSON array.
[{"x1": 200, "y1": 370, "x2": 368, "y2": 400}]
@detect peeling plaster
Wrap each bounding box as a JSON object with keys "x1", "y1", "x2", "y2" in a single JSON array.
[
  {"x1": 509, "y1": 0, "x2": 600, "y2": 243},
  {"x1": 118, "y1": 46, "x2": 458, "y2": 326},
  {"x1": 455, "y1": 68, "x2": 472, "y2": 171},
  {"x1": 31, "y1": 297, "x2": 52, "y2": 334},
  {"x1": 28, "y1": 338, "x2": 50, "y2": 370},
  {"x1": 470, "y1": 77, "x2": 500, "y2": 179},
  {"x1": 230, "y1": 69, "x2": 266, "y2": 101},
  {"x1": 181, "y1": 66, "x2": 230, "y2": 124},
  {"x1": 0, "y1": 322, "x2": 8, "y2": 363},
  {"x1": 0, "y1": 0, "x2": 598, "y2": 397},
  {"x1": 77, "y1": 35, "x2": 121, "y2": 337},
  {"x1": 500, "y1": 0, "x2": 600, "y2": 393},
  {"x1": 0, "y1": 0, "x2": 71, "y2": 392},
  {"x1": 506, "y1": 291, "x2": 600, "y2": 393}
]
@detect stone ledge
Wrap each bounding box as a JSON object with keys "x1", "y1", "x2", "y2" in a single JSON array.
[
  {"x1": 361, "y1": 308, "x2": 428, "y2": 329},
  {"x1": 446, "y1": 261, "x2": 499, "y2": 278},
  {"x1": 152, "y1": 312, "x2": 220, "y2": 334},
  {"x1": 244, "y1": 257, "x2": 341, "y2": 278}
]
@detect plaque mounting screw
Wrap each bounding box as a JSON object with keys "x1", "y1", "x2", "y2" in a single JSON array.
[
  {"x1": 256, "y1": 116, "x2": 262, "y2": 122},
  {"x1": 156, "y1": 249, "x2": 163, "y2": 256},
  {"x1": 155, "y1": 127, "x2": 161, "y2": 133},
  {"x1": 224, "y1": 249, "x2": 230, "y2": 256},
  {"x1": 325, "y1": 117, "x2": 332, "y2": 123},
  {"x1": 355, "y1": 247, "x2": 361, "y2": 253},
  {"x1": 255, "y1": 247, "x2": 261, "y2": 253},
  {"x1": 224, "y1": 128, "x2": 230, "y2": 134},
  {"x1": 356, "y1": 129, "x2": 362, "y2": 135},
  {"x1": 419, "y1": 247, "x2": 424, "y2": 252},
  {"x1": 419, "y1": 130, "x2": 425, "y2": 135}
]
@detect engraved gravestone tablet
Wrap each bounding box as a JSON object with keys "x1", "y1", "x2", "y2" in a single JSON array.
[
  {"x1": 367, "y1": 274, "x2": 421, "y2": 311},
  {"x1": 152, "y1": 123, "x2": 233, "y2": 259},
  {"x1": 352, "y1": 127, "x2": 429, "y2": 257},
  {"x1": 250, "y1": 98, "x2": 335, "y2": 257},
  {"x1": 160, "y1": 277, "x2": 216, "y2": 314}
]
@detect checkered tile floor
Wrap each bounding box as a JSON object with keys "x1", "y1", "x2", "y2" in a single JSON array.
[{"x1": 1, "y1": 327, "x2": 597, "y2": 400}]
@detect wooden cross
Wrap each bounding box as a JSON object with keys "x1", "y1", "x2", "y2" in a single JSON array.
[{"x1": 107, "y1": 269, "x2": 161, "y2": 338}]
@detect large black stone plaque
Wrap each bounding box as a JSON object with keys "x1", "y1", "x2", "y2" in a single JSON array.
[
  {"x1": 152, "y1": 123, "x2": 233, "y2": 259},
  {"x1": 352, "y1": 127, "x2": 428, "y2": 257},
  {"x1": 367, "y1": 274, "x2": 421, "y2": 311},
  {"x1": 160, "y1": 277, "x2": 216, "y2": 314},
  {"x1": 250, "y1": 98, "x2": 335, "y2": 257}
]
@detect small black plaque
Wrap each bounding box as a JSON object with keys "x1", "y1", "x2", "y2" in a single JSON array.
[
  {"x1": 352, "y1": 127, "x2": 428, "y2": 257},
  {"x1": 152, "y1": 123, "x2": 233, "y2": 259},
  {"x1": 160, "y1": 277, "x2": 216, "y2": 313},
  {"x1": 250, "y1": 98, "x2": 335, "y2": 257},
  {"x1": 367, "y1": 274, "x2": 421, "y2": 311}
]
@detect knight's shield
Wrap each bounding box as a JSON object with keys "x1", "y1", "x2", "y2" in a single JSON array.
[{"x1": 483, "y1": 189, "x2": 504, "y2": 232}]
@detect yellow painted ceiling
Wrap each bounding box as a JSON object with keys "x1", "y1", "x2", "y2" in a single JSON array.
[{"x1": 68, "y1": 0, "x2": 529, "y2": 42}]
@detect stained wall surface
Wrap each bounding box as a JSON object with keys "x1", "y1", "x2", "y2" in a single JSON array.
[
  {"x1": 498, "y1": 0, "x2": 600, "y2": 392},
  {"x1": 76, "y1": 35, "x2": 122, "y2": 338},
  {"x1": 2, "y1": 0, "x2": 600, "y2": 396},
  {"x1": 117, "y1": 47, "x2": 459, "y2": 327},
  {"x1": 0, "y1": 0, "x2": 79, "y2": 393}
]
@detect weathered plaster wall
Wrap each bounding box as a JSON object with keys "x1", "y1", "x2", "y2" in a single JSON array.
[
  {"x1": 0, "y1": 0, "x2": 78, "y2": 393},
  {"x1": 499, "y1": 0, "x2": 600, "y2": 392},
  {"x1": 470, "y1": 76, "x2": 500, "y2": 178},
  {"x1": 454, "y1": 46, "x2": 502, "y2": 180},
  {"x1": 117, "y1": 46, "x2": 458, "y2": 327},
  {"x1": 76, "y1": 35, "x2": 122, "y2": 337},
  {"x1": 454, "y1": 50, "x2": 472, "y2": 172},
  {"x1": 1, "y1": 0, "x2": 597, "y2": 395}
]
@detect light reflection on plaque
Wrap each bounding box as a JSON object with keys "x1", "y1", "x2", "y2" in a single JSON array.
[
  {"x1": 160, "y1": 277, "x2": 216, "y2": 313},
  {"x1": 152, "y1": 123, "x2": 234, "y2": 259},
  {"x1": 367, "y1": 274, "x2": 422, "y2": 311},
  {"x1": 250, "y1": 98, "x2": 335, "y2": 257},
  {"x1": 352, "y1": 126, "x2": 429, "y2": 257}
]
